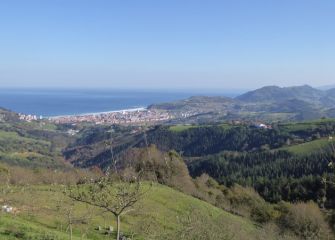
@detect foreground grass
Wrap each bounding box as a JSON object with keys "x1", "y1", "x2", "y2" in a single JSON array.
[
  {"x1": 0, "y1": 215, "x2": 79, "y2": 240},
  {"x1": 0, "y1": 183, "x2": 271, "y2": 240}
]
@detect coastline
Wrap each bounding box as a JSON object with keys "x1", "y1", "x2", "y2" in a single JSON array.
[{"x1": 48, "y1": 107, "x2": 147, "y2": 119}]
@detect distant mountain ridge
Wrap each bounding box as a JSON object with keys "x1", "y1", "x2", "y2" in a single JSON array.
[
  {"x1": 318, "y1": 84, "x2": 335, "y2": 90},
  {"x1": 150, "y1": 85, "x2": 335, "y2": 122},
  {"x1": 236, "y1": 85, "x2": 326, "y2": 103},
  {"x1": 2, "y1": 85, "x2": 335, "y2": 123}
]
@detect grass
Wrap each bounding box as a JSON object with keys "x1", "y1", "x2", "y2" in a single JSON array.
[
  {"x1": 0, "y1": 130, "x2": 50, "y2": 149},
  {"x1": 17, "y1": 121, "x2": 58, "y2": 131},
  {"x1": 218, "y1": 123, "x2": 235, "y2": 130},
  {"x1": 281, "y1": 138, "x2": 334, "y2": 155},
  {"x1": 0, "y1": 183, "x2": 266, "y2": 240},
  {"x1": 170, "y1": 119, "x2": 335, "y2": 134},
  {"x1": 169, "y1": 123, "x2": 234, "y2": 132},
  {"x1": 280, "y1": 118, "x2": 335, "y2": 133},
  {"x1": 0, "y1": 215, "x2": 78, "y2": 240},
  {"x1": 0, "y1": 130, "x2": 57, "y2": 168},
  {"x1": 0, "y1": 128, "x2": 67, "y2": 168},
  {"x1": 169, "y1": 125, "x2": 199, "y2": 132}
]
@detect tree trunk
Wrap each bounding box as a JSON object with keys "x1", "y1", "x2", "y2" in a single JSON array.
[
  {"x1": 69, "y1": 223, "x2": 73, "y2": 240},
  {"x1": 116, "y1": 215, "x2": 120, "y2": 240}
]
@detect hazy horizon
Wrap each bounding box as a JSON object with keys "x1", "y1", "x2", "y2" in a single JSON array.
[
  {"x1": 0, "y1": 83, "x2": 333, "y2": 93},
  {"x1": 1, "y1": 1, "x2": 334, "y2": 89}
]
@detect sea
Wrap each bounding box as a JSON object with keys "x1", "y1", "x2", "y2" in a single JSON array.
[{"x1": 0, "y1": 88, "x2": 243, "y2": 117}]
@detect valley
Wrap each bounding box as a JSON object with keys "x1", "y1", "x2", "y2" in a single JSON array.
[
  {"x1": 0, "y1": 94, "x2": 335, "y2": 239},
  {"x1": 3, "y1": 0, "x2": 335, "y2": 238}
]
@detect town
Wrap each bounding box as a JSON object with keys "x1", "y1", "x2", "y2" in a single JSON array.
[
  {"x1": 18, "y1": 113, "x2": 42, "y2": 122},
  {"x1": 19, "y1": 108, "x2": 273, "y2": 129},
  {"x1": 49, "y1": 108, "x2": 173, "y2": 125}
]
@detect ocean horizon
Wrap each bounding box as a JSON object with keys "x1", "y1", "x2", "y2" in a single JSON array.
[{"x1": 0, "y1": 88, "x2": 245, "y2": 117}]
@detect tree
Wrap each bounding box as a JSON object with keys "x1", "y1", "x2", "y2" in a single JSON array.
[
  {"x1": 68, "y1": 125, "x2": 150, "y2": 240},
  {"x1": 0, "y1": 164, "x2": 10, "y2": 197},
  {"x1": 68, "y1": 175, "x2": 145, "y2": 240},
  {"x1": 57, "y1": 191, "x2": 93, "y2": 240}
]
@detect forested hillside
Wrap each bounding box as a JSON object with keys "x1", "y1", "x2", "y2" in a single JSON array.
[
  {"x1": 64, "y1": 119, "x2": 335, "y2": 210},
  {"x1": 1, "y1": 110, "x2": 335, "y2": 239},
  {"x1": 143, "y1": 120, "x2": 335, "y2": 205}
]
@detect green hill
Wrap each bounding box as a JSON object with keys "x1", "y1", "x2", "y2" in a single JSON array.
[
  {"x1": 280, "y1": 137, "x2": 334, "y2": 156},
  {"x1": 149, "y1": 85, "x2": 335, "y2": 122},
  {"x1": 236, "y1": 85, "x2": 325, "y2": 104},
  {"x1": 0, "y1": 113, "x2": 74, "y2": 168},
  {"x1": 0, "y1": 184, "x2": 286, "y2": 240}
]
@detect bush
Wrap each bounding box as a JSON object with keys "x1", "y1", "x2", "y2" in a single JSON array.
[
  {"x1": 227, "y1": 184, "x2": 279, "y2": 223},
  {"x1": 250, "y1": 203, "x2": 273, "y2": 223},
  {"x1": 278, "y1": 201, "x2": 331, "y2": 239}
]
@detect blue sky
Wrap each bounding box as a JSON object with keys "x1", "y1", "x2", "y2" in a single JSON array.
[{"x1": 0, "y1": 0, "x2": 334, "y2": 90}]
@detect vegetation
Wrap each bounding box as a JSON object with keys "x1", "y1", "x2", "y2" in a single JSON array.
[
  {"x1": 143, "y1": 125, "x2": 289, "y2": 156},
  {"x1": 150, "y1": 85, "x2": 335, "y2": 122},
  {"x1": 169, "y1": 124, "x2": 199, "y2": 132},
  {"x1": 0, "y1": 112, "x2": 73, "y2": 169},
  {"x1": 281, "y1": 137, "x2": 333, "y2": 155},
  {"x1": 0, "y1": 182, "x2": 271, "y2": 240},
  {"x1": 278, "y1": 201, "x2": 331, "y2": 240},
  {"x1": 0, "y1": 109, "x2": 335, "y2": 239},
  {"x1": 68, "y1": 176, "x2": 145, "y2": 240}
]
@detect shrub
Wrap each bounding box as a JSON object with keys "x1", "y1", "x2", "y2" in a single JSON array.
[
  {"x1": 227, "y1": 184, "x2": 279, "y2": 223},
  {"x1": 278, "y1": 201, "x2": 331, "y2": 239},
  {"x1": 250, "y1": 203, "x2": 273, "y2": 223}
]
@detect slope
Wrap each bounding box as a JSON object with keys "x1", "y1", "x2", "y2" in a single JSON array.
[{"x1": 0, "y1": 184, "x2": 282, "y2": 240}]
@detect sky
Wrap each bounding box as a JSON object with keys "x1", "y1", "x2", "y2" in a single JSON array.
[{"x1": 0, "y1": 0, "x2": 334, "y2": 90}]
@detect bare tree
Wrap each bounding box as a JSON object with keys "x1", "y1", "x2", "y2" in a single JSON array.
[
  {"x1": 68, "y1": 175, "x2": 146, "y2": 240},
  {"x1": 67, "y1": 125, "x2": 152, "y2": 240},
  {"x1": 57, "y1": 191, "x2": 94, "y2": 240}
]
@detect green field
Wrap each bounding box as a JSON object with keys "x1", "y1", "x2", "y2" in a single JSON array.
[
  {"x1": 281, "y1": 137, "x2": 334, "y2": 155},
  {"x1": 0, "y1": 184, "x2": 271, "y2": 240},
  {"x1": 16, "y1": 121, "x2": 58, "y2": 131},
  {"x1": 0, "y1": 129, "x2": 64, "y2": 168},
  {"x1": 280, "y1": 118, "x2": 335, "y2": 133},
  {"x1": 169, "y1": 125, "x2": 199, "y2": 132},
  {"x1": 0, "y1": 130, "x2": 51, "y2": 149},
  {"x1": 169, "y1": 123, "x2": 234, "y2": 132}
]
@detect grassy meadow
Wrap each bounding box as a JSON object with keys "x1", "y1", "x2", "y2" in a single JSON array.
[{"x1": 0, "y1": 183, "x2": 275, "y2": 240}]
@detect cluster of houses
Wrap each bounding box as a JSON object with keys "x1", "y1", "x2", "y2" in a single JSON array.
[
  {"x1": 50, "y1": 109, "x2": 172, "y2": 125},
  {"x1": 227, "y1": 120, "x2": 272, "y2": 129},
  {"x1": 18, "y1": 113, "x2": 42, "y2": 122},
  {"x1": 254, "y1": 123, "x2": 272, "y2": 129},
  {"x1": 67, "y1": 129, "x2": 80, "y2": 136}
]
